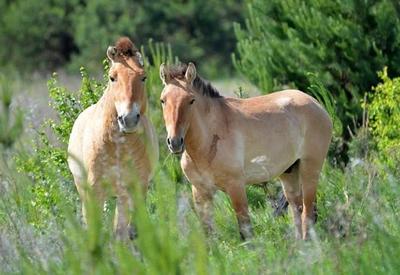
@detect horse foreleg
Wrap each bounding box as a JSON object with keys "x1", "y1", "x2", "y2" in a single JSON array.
[
  {"x1": 226, "y1": 181, "x2": 253, "y2": 240},
  {"x1": 114, "y1": 187, "x2": 133, "y2": 241},
  {"x1": 192, "y1": 185, "x2": 215, "y2": 236},
  {"x1": 76, "y1": 171, "x2": 106, "y2": 227},
  {"x1": 74, "y1": 177, "x2": 88, "y2": 226}
]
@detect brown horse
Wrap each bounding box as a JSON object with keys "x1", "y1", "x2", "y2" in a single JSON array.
[
  {"x1": 159, "y1": 62, "x2": 332, "y2": 240},
  {"x1": 68, "y1": 37, "x2": 158, "y2": 240}
]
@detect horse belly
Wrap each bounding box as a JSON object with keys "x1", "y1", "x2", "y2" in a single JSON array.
[
  {"x1": 243, "y1": 130, "x2": 302, "y2": 184},
  {"x1": 244, "y1": 155, "x2": 287, "y2": 184}
]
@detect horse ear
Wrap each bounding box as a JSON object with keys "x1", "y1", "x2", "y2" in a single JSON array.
[
  {"x1": 136, "y1": 51, "x2": 144, "y2": 67},
  {"x1": 160, "y1": 63, "x2": 168, "y2": 85},
  {"x1": 107, "y1": 46, "x2": 117, "y2": 62},
  {"x1": 185, "y1": 62, "x2": 196, "y2": 84}
]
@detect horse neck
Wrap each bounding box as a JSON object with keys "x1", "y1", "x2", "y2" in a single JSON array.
[
  {"x1": 97, "y1": 87, "x2": 118, "y2": 140},
  {"x1": 185, "y1": 95, "x2": 223, "y2": 155}
]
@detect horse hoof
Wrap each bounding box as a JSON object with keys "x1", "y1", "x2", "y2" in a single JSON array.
[{"x1": 129, "y1": 226, "x2": 138, "y2": 240}]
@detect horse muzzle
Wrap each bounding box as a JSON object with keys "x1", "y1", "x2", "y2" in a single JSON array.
[
  {"x1": 167, "y1": 136, "x2": 184, "y2": 154},
  {"x1": 117, "y1": 112, "x2": 141, "y2": 133}
]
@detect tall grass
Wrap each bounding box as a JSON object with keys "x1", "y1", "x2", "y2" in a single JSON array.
[{"x1": 0, "y1": 44, "x2": 399, "y2": 274}]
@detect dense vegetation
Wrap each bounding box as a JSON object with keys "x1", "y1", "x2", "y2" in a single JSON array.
[
  {"x1": 1, "y1": 0, "x2": 400, "y2": 274},
  {"x1": 0, "y1": 0, "x2": 243, "y2": 76},
  {"x1": 234, "y1": 0, "x2": 400, "y2": 162}
]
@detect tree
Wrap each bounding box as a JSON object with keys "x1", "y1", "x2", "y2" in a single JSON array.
[
  {"x1": 71, "y1": 0, "x2": 244, "y2": 76},
  {"x1": 0, "y1": 0, "x2": 78, "y2": 71},
  {"x1": 234, "y1": 0, "x2": 400, "y2": 160}
]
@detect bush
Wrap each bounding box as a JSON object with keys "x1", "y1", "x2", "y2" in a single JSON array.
[
  {"x1": 233, "y1": 0, "x2": 400, "y2": 152},
  {"x1": 368, "y1": 68, "x2": 400, "y2": 169}
]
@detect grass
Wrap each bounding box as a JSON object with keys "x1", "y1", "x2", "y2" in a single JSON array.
[{"x1": 2, "y1": 153, "x2": 399, "y2": 274}]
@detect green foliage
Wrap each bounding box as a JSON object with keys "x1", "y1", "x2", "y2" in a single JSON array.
[
  {"x1": 0, "y1": 0, "x2": 78, "y2": 71},
  {"x1": 71, "y1": 0, "x2": 243, "y2": 76},
  {"x1": 47, "y1": 66, "x2": 106, "y2": 144},
  {"x1": 368, "y1": 67, "x2": 400, "y2": 169},
  {"x1": 307, "y1": 73, "x2": 342, "y2": 136},
  {"x1": 0, "y1": 0, "x2": 243, "y2": 77},
  {"x1": 234, "y1": 0, "x2": 400, "y2": 147}
]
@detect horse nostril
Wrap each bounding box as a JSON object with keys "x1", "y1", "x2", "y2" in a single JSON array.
[
  {"x1": 136, "y1": 113, "x2": 140, "y2": 119},
  {"x1": 180, "y1": 137, "x2": 184, "y2": 145},
  {"x1": 167, "y1": 138, "x2": 171, "y2": 145},
  {"x1": 117, "y1": 115, "x2": 123, "y2": 122}
]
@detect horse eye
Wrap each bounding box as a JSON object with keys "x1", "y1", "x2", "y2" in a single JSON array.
[
  {"x1": 190, "y1": 99, "x2": 195, "y2": 105},
  {"x1": 109, "y1": 76, "x2": 116, "y2": 82},
  {"x1": 141, "y1": 76, "x2": 147, "y2": 82}
]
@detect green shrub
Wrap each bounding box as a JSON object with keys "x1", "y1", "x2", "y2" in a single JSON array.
[{"x1": 368, "y1": 68, "x2": 400, "y2": 169}]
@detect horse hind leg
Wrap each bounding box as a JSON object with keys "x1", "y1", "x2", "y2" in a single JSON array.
[
  {"x1": 298, "y1": 158, "x2": 323, "y2": 240},
  {"x1": 280, "y1": 161, "x2": 303, "y2": 240}
]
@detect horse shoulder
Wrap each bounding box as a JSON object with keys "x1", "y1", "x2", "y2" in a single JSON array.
[
  {"x1": 181, "y1": 153, "x2": 207, "y2": 183},
  {"x1": 68, "y1": 104, "x2": 105, "y2": 177},
  {"x1": 68, "y1": 106, "x2": 94, "y2": 164},
  {"x1": 181, "y1": 152, "x2": 219, "y2": 194}
]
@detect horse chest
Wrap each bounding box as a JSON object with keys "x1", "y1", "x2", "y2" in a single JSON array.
[
  {"x1": 92, "y1": 135, "x2": 150, "y2": 181},
  {"x1": 181, "y1": 152, "x2": 242, "y2": 193}
]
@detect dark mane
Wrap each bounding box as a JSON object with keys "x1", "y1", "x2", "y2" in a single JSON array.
[
  {"x1": 115, "y1": 37, "x2": 137, "y2": 57},
  {"x1": 164, "y1": 63, "x2": 222, "y2": 98}
]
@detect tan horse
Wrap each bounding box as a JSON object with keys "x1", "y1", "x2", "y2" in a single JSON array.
[
  {"x1": 68, "y1": 37, "x2": 158, "y2": 240},
  {"x1": 159, "y1": 63, "x2": 332, "y2": 240}
]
